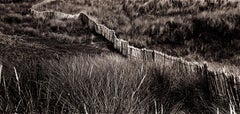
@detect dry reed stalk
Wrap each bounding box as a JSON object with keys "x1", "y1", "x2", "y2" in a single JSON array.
[
  {"x1": 84, "y1": 103, "x2": 89, "y2": 114},
  {"x1": 131, "y1": 74, "x2": 147, "y2": 99},
  {"x1": 46, "y1": 79, "x2": 51, "y2": 114},
  {"x1": 14, "y1": 67, "x2": 21, "y2": 95},
  {"x1": 88, "y1": 65, "x2": 93, "y2": 78},
  {"x1": 2, "y1": 70, "x2": 8, "y2": 100},
  {"x1": 154, "y1": 99, "x2": 158, "y2": 114},
  {"x1": 55, "y1": 91, "x2": 63, "y2": 107},
  {"x1": 15, "y1": 99, "x2": 22, "y2": 113},
  {"x1": 229, "y1": 101, "x2": 236, "y2": 114},
  {"x1": 0, "y1": 63, "x2": 2, "y2": 84},
  {"x1": 129, "y1": 73, "x2": 147, "y2": 112},
  {"x1": 161, "y1": 103, "x2": 163, "y2": 114}
]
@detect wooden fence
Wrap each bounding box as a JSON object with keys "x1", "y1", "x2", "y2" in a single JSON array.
[{"x1": 30, "y1": 0, "x2": 239, "y2": 113}]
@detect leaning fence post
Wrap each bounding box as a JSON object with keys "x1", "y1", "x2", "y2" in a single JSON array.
[
  {"x1": 142, "y1": 48, "x2": 146, "y2": 61},
  {"x1": 203, "y1": 62, "x2": 208, "y2": 76},
  {"x1": 153, "y1": 50, "x2": 155, "y2": 61}
]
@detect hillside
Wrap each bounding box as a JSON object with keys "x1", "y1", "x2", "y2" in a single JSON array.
[
  {"x1": 38, "y1": 0, "x2": 240, "y2": 66},
  {"x1": 0, "y1": 0, "x2": 239, "y2": 113},
  {"x1": 0, "y1": 1, "x2": 116, "y2": 62}
]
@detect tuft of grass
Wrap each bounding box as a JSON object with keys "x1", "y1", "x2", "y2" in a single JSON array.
[
  {"x1": 0, "y1": 53, "x2": 232, "y2": 113},
  {"x1": 42, "y1": 55, "x2": 153, "y2": 113}
]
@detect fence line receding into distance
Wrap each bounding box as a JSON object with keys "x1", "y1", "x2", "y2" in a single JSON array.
[{"x1": 30, "y1": 0, "x2": 239, "y2": 112}]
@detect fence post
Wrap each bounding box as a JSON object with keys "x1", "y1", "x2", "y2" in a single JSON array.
[
  {"x1": 125, "y1": 41, "x2": 129, "y2": 57},
  {"x1": 153, "y1": 50, "x2": 155, "y2": 61},
  {"x1": 142, "y1": 48, "x2": 146, "y2": 61},
  {"x1": 151, "y1": 50, "x2": 154, "y2": 61},
  {"x1": 203, "y1": 62, "x2": 208, "y2": 74},
  {"x1": 128, "y1": 45, "x2": 131, "y2": 59}
]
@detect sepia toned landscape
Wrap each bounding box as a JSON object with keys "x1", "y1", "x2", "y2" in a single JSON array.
[{"x1": 0, "y1": 0, "x2": 239, "y2": 113}]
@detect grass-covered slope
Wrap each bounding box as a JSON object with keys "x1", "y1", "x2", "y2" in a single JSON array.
[
  {"x1": 0, "y1": 54, "x2": 224, "y2": 113},
  {"x1": 39, "y1": 0, "x2": 240, "y2": 65},
  {"x1": 0, "y1": 2, "x2": 116, "y2": 60},
  {"x1": 0, "y1": 1, "x2": 238, "y2": 113}
]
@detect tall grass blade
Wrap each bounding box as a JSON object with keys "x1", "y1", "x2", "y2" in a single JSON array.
[
  {"x1": 0, "y1": 63, "x2": 2, "y2": 84},
  {"x1": 230, "y1": 101, "x2": 236, "y2": 114},
  {"x1": 131, "y1": 74, "x2": 147, "y2": 100},
  {"x1": 14, "y1": 67, "x2": 21, "y2": 95},
  {"x1": 84, "y1": 103, "x2": 89, "y2": 114},
  {"x1": 161, "y1": 103, "x2": 163, "y2": 114},
  {"x1": 154, "y1": 99, "x2": 158, "y2": 114}
]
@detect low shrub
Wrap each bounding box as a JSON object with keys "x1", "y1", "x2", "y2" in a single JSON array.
[
  {"x1": 3, "y1": 13, "x2": 23, "y2": 24},
  {"x1": 22, "y1": 27, "x2": 40, "y2": 36}
]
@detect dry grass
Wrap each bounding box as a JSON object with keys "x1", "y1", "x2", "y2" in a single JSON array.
[
  {"x1": 38, "y1": 0, "x2": 240, "y2": 65},
  {"x1": 1, "y1": 0, "x2": 239, "y2": 64},
  {"x1": 0, "y1": 54, "x2": 228, "y2": 113},
  {"x1": 0, "y1": 1, "x2": 238, "y2": 113}
]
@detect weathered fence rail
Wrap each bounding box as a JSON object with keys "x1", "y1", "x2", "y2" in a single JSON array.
[{"x1": 30, "y1": 0, "x2": 239, "y2": 112}]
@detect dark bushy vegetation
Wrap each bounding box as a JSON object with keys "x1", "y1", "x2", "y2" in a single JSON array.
[{"x1": 0, "y1": 0, "x2": 36, "y2": 3}]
